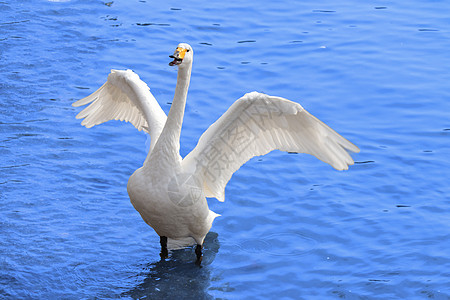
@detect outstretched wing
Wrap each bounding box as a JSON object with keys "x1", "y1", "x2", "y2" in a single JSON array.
[
  {"x1": 72, "y1": 69, "x2": 167, "y2": 151},
  {"x1": 182, "y1": 92, "x2": 359, "y2": 202}
]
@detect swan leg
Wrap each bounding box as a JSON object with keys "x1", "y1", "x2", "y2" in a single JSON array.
[
  {"x1": 195, "y1": 244, "x2": 203, "y2": 266},
  {"x1": 160, "y1": 236, "x2": 169, "y2": 259}
]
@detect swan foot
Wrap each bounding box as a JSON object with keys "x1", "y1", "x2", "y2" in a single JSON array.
[
  {"x1": 195, "y1": 244, "x2": 203, "y2": 267},
  {"x1": 160, "y1": 236, "x2": 169, "y2": 260}
]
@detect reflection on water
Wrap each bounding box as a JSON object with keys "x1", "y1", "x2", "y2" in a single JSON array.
[{"x1": 122, "y1": 232, "x2": 219, "y2": 299}]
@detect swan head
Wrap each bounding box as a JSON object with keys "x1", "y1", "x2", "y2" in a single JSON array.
[{"x1": 169, "y1": 43, "x2": 193, "y2": 67}]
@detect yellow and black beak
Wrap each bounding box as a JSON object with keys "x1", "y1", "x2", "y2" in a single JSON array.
[{"x1": 169, "y1": 47, "x2": 188, "y2": 66}]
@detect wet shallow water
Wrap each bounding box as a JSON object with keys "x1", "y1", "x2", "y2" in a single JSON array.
[{"x1": 1, "y1": 0, "x2": 450, "y2": 299}]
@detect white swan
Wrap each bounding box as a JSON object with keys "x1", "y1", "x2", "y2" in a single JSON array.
[{"x1": 73, "y1": 43, "x2": 359, "y2": 265}]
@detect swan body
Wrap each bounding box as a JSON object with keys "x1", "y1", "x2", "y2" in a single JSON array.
[{"x1": 73, "y1": 43, "x2": 359, "y2": 263}]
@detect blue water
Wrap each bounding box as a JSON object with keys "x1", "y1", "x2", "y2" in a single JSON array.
[{"x1": 1, "y1": 0, "x2": 449, "y2": 298}]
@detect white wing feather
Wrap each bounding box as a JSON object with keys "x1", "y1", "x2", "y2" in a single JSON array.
[
  {"x1": 72, "y1": 69, "x2": 167, "y2": 150},
  {"x1": 182, "y1": 92, "x2": 359, "y2": 202}
]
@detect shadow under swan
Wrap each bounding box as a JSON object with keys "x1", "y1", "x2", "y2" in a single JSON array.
[{"x1": 121, "y1": 232, "x2": 220, "y2": 299}]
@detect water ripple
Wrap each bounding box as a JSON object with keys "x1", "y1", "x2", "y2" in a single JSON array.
[{"x1": 237, "y1": 232, "x2": 318, "y2": 257}]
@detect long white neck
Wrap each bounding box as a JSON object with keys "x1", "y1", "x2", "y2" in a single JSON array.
[
  {"x1": 144, "y1": 63, "x2": 192, "y2": 168},
  {"x1": 165, "y1": 64, "x2": 191, "y2": 144}
]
